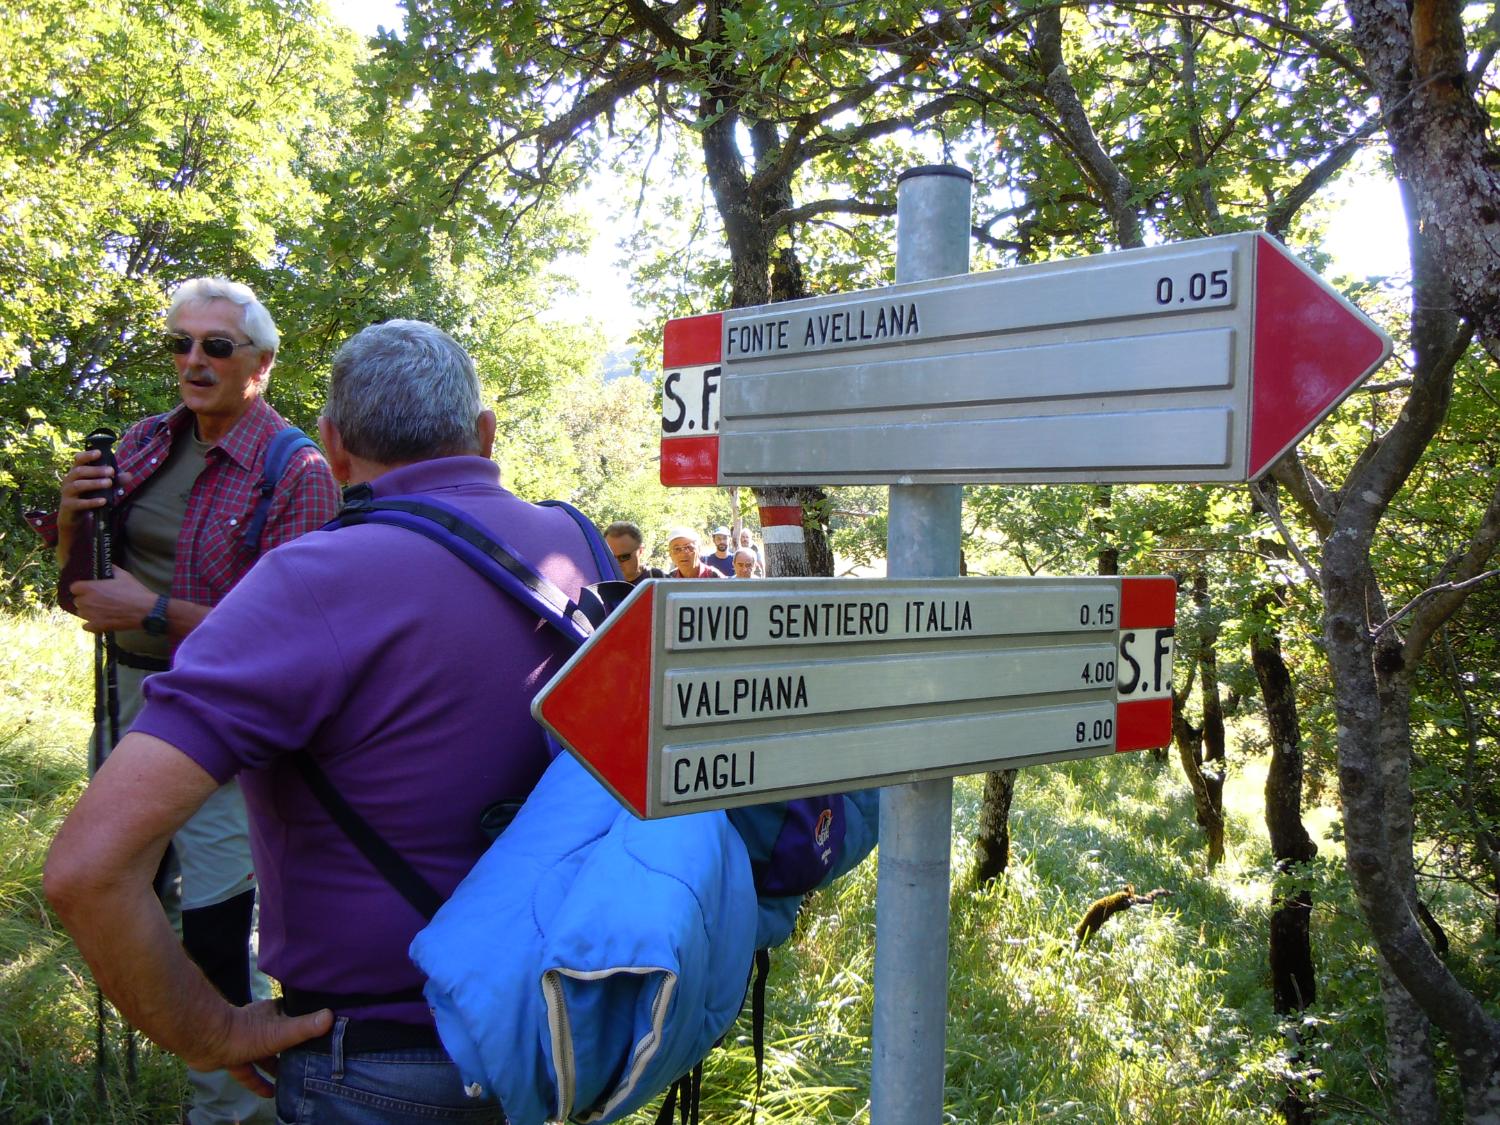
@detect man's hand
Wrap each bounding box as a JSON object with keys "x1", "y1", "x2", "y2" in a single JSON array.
[
  {"x1": 197, "y1": 1000, "x2": 333, "y2": 1097},
  {"x1": 70, "y1": 566, "x2": 155, "y2": 634},
  {"x1": 55, "y1": 447, "x2": 127, "y2": 566},
  {"x1": 58, "y1": 447, "x2": 117, "y2": 525}
]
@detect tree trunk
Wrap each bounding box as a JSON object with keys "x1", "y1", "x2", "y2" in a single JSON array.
[
  {"x1": 1195, "y1": 575, "x2": 1226, "y2": 836},
  {"x1": 1380, "y1": 962, "x2": 1442, "y2": 1125},
  {"x1": 754, "y1": 486, "x2": 834, "y2": 578},
  {"x1": 1092, "y1": 485, "x2": 1118, "y2": 576},
  {"x1": 1173, "y1": 573, "x2": 1225, "y2": 867},
  {"x1": 1304, "y1": 90, "x2": 1500, "y2": 1105},
  {"x1": 972, "y1": 769, "x2": 1018, "y2": 885},
  {"x1": 1173, "y1": 693, "x2": 1225, "y2": 868},
  {"x1": 1250, "y1": 565, "x2": 1318, "y2": 1124},
  {"x1": 1251, "y1": 598, "x2": 1318, "y2": 1012}
]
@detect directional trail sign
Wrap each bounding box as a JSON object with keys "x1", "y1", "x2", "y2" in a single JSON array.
[
  {"x1": 533, "y1": 575, "x2": 1177, "y2": 818},
  {"x1": 660, "y1": 231, "x2": 1391, "y2": 487}
]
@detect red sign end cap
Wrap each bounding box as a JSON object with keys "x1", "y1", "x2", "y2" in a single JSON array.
[
  {"x1": 663, "y1": 313, "x2": 723, "y2": 368},
  {"x1": 1117, "y1": 697, "x2": 1174, "y2": 752},
  {"x1": 661, "y1": 435, "x2": 720, "y2": 487},
  {"x1": 1117, "y1": 576, "x2": 1177, "y2": 752},
  {"x1": 537, "y1": 586, "x2": 656, "y2": 816},
  {"x1": 1249, "y1": 235, "x2": 1392, "y2": 479}
]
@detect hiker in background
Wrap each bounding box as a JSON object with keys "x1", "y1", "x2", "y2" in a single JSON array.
[
  {"x1": 46, "y1": 319, "x2": 607, "y2": 1124},
  {"x1": 666, "y1": 527, "x2": 723, "y2": 578},
  {"x1": 700, "y1": 524, "x2": 735, "y2": 576},
  {"x1": 603, "y1": 520, "x2": 665, "y2": 585},
  {"x1": 732, "y1": 548, "x2": 760, "y2": 578},
  {"x1": 38, "y1": 277, "x2": 340, "y2": 1125},
  {"x1": 737, "y1": 527, "x2": 764, "y2": 576}
]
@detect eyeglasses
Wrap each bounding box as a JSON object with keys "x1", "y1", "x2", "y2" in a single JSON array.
[
  {"x1": 165, "y1": 333, "x2": 257, "y2": 360},
  {"x1": 669, "y1": 543, "x2": 698, "y2": 553},
  {"x1": 613, "y1": 551, "x2": 636, "y2": 563}
]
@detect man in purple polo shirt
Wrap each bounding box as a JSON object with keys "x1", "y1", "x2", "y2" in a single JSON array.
[{"x1": 46, "y1": 320, "x2": 604, "y2": 1122}]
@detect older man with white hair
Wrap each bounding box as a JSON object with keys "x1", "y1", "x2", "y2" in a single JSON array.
[{"x1": 44, "y1": 277, "x2": 341, "y2": 1124}]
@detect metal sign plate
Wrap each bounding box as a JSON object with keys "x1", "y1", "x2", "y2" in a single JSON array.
[
  {"x1": 659, "y1": 232, "x2": 1391, "y2": 486},
  {"x1": 533, "y1": 575, "x2": 1177, "y2": 817}
]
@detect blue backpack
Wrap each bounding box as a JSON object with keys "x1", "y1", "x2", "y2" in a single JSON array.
[{"x1": 303, "y1": 493, "x2": 879, "y2": 1123}]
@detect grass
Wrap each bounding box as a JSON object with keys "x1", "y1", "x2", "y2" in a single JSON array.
[
  {"x1": 2, "y1": 607, "x2": 1485, "y2": 1123},
  {"x1": 1, "y1": 610, "x2": 189, "y2": 1122}
]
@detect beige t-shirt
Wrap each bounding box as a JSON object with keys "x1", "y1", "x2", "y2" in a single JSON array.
[{"x1": 115, "y1": 427, "x2": 212, "y2": 657}]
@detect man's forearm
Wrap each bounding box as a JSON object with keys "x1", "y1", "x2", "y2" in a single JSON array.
[
  {"x1": 45, "y1": 733, "x2": 334, "y2": 1092},
  {"x1": 49, "y1": 864, "x2": 237, "y2": 1070},
  {"x1": 43, "y1": 733, "x2": 237, "y2": 1070},
  {"x1": 165, "y1": 596, "x2": 213, "y2": 639}
]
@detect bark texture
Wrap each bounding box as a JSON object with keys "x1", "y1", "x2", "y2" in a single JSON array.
[{"x1": 972, "y1": 768, "x2": 1018, "y2": 885}]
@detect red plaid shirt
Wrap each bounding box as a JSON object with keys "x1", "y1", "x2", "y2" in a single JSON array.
[{"x1": 57, "y1": 397, "x2": 342, "y2": 613}]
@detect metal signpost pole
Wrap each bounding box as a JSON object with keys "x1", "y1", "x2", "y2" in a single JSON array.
[{"x1": 871, "y1": 165, "x2": 972, "y2": 1124}]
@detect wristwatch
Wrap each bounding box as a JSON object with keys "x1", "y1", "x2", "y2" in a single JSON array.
[{"x1": 142, "y1": 594, "x2": 171, "y2": 637}]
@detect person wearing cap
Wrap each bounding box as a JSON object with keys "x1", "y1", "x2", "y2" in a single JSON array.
[
  {"x1": 700, "y1": 525, "x2": 734, "y2": 576},
  {"x1": 666, "y1": 527, "x2": 723, "y2": 578}
]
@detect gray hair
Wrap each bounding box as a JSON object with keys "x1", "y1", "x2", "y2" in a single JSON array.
[
  {"x1": 604, "y1": 521, "x2": 644, "y2": 548},
  {"x1": 325, "y1": 320, "x2": 485, "y2": 464},
  {"x1": 166, "y1": 278, "x2": 279, "y2": 356}
]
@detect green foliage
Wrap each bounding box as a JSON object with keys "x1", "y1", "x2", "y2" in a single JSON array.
[
  {"x1": 9, "y1": 604, "x2": 1498, "y2": 1121},
  {"x1": 0, "y1": 0, "x2": 613, "y2": 611},
  {"x1": 0, "y1": 610, "x2": 190, "y2": 1120},
  {"x1": 496, "y1": 368, "x2": 722, "y2": 564}
]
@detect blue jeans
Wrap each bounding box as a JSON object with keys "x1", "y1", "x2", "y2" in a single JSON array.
[{"x1": 275, "y1": 1018, "x2": 506, "y2": 1123}]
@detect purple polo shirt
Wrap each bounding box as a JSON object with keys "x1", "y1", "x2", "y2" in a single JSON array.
[{"x1": 134, "y1": 457, "x2": 602, "y2": 1023}]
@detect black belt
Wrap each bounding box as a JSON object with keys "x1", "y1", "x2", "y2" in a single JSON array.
[
  {"x1": 281, "y1": 984, "x2": 426, "y2": 1016},
  {"x1": 296, "y1": 1019, "x2": 443, "y2": 1055},
  {"x1": 115, "y1": 650, "x2": 170, "y2": 673}
]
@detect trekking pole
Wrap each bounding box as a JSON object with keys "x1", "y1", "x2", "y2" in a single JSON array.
[
  {"x1": 85, "y1": 428, "x2": 121, "y2": 767},
  {"x1": 81, "y1": 428, "x2": 137, "y2": 1092}
]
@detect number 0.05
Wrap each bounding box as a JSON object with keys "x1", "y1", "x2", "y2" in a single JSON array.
[{"x1": 1155, "y1": 268, "x2": 1230, "y2": 305}]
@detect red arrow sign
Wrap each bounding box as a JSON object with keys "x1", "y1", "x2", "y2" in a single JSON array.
[
  {"x1": 535, "y1": 576, "x2": 1176, "y2": 819},
  {"x1": 1248, "y1": 236, "x2": 1390, "y2": 478},
  {"x1": 536, "y1": 584, "x2": 656, "y2": 816},
  {"x1": 659, "y1": 233, "x2": 1390, "y2": 487}
]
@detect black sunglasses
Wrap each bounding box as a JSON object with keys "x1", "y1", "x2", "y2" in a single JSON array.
[
  {"x1": 613, "y1": 551, "x2": 636, "y2": 563},
  {"x1": 165, "y1": 332, "x2": 256, "y2": 360}
]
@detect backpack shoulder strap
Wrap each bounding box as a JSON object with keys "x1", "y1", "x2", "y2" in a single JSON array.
[
  {"x1": 539, "y1": 498, "x2": 624, "y2": 581},
  {"x1": 244, "y1": 427, "x2": 321, "y2": 555},
  {"x1": 292, "y1": 492, "x2": 620, "y2": 929},
  {"x1": 331, "y1": 493, "x2": 601, "y2": 646}
]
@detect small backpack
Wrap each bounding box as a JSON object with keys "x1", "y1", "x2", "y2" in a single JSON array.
[{"x1": 302, "y1": 493, "x2": 878, "y2": 1122}]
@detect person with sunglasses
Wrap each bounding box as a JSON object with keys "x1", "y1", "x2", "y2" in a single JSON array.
[
  {"x1": 602, "y1": 520, "x2": 666, "y2": 585},
  {"x1": 40, "y1": 276, "x2": 341, "y2": 1125},
  {"x1": 47, "y1": 320, "x2": 610, "y2": 1124}
]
